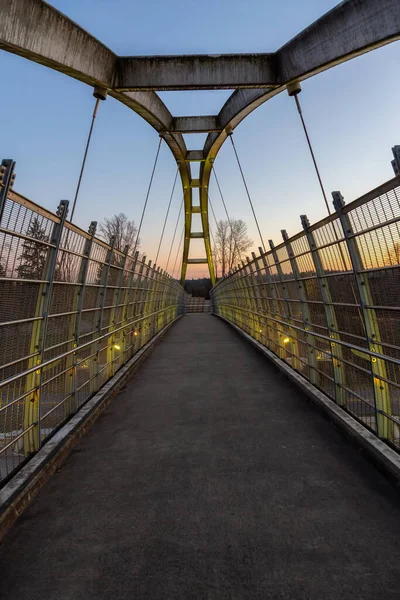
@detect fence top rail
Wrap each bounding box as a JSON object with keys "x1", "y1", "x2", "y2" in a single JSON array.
[
  {"x1": 5, "y1": 189, "x2": 178, "y2": 279},
  {"x1": 213, "y1": 175, "x2": 400, "y2": 289}
]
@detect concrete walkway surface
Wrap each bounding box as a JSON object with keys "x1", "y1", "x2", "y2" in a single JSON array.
[{"x1": 1, "y1": 314, "x2": 400, "y2": 599}]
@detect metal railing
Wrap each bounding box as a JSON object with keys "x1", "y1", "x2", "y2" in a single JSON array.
[
  {"x1": 212, "y1": 176, "x2": 400, "y2": 451},
  {"x1": 0, "y1": 175, "x2": 186, "y2": 485}
]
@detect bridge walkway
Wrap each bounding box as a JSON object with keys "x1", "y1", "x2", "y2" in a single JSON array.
[{"x1": 1, "y1": 314, "x2": 400, "y2": 599}]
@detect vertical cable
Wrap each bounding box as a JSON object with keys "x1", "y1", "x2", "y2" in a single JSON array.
[
  {"x1": 172, "y1": 227, "x2": 184, "y2": 279},
  {"x1": 290, "y1": 84, "x2": 366, "y2": 333},
  {"x1": 155, "y1": 168, "x2": 179, "y2": 265},
  {"x1": 70, "y1": 97, "x2": 101, "y2": 223},
  {"x1": 165, "y1": 196, "x2": 183, "y2": 273},
  {"x1": 212, "y1": 169, "x2": 238, "y2": 273},
  {"x1": 293, "y1": 94, "x2": 331, "y2": 215},
  {"x1": 229, "y1": 135, "x2": 266, "y2": 252},
  {"x1": 208, "y1": 194, "x2": 219, "y2": 228},
  {"x1": 132, "y1": 136, "x2": 163, "y2": 256}
]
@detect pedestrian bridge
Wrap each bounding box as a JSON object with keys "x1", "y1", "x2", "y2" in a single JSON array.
[
  {"x1": 1, "y1": 165, "x2": 400, "y2": 599},
  {"x1": 1, "y1": 313, "x2": 400, "y2": 599},
  {"x1": 2, "y1": 1, "x2": 400, "y2": 597}
]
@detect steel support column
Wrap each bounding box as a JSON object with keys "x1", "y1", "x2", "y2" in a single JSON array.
[
  {"x1": 257, "y1": 247, "x2": 286, "y2": 358},
  {"x1": 94, "y1": 237, "x2": 115, "y2": 390},
  {"x1": 23, "y1": 200, "x2": 69, "y2": 454},
  {"x1": 108, "y1": 245, "x2": 129, "y2": 378},
  {"x1": 281, "y1": 230, "x2": 319, "y2": 386},
  {"x1": 269, "y1": 240, "x2": 301, "y2": 370},
  {"x1": 333, "y1": 192, "x2": 392, "y2": 439},
  {"x1": 301, "y1": 215, "x2": 346, "y2": 406},
  {"x1": 68, "y1": 220, "x2": 97, "y2": 409}
]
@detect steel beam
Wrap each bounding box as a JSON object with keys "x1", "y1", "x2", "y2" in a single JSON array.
[
  {"x1": 172, "y1": 116, "x2": 221, "y2": 134},
  {"x1": 115, "y1": 53, "x2": 277, "y2": 90},
  {"x1": 23, "y1": 200, "x2": 69, "y2": 454},
  {"x1": 333, "y1": 192, "x2": 392, "y2": 440}
]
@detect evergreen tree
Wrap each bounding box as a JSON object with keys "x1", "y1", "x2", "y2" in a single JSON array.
[{"x1": 17, "y1": 217, "x2": 49, "y2": 279}]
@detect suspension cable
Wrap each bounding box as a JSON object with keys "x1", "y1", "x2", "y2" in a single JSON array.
[
  {"x1": 132, "y1": 136, "x2": 163, "y2": 256},
  {"x1": 165, "y1": 196, "x2": 183, "y2": 272},
  {"x1": 229, "y1": 134, "x2": 266, "y2": 252},
  {"x1": 70, "y1": 95, "x2": 103, "y2": 223},
  {"x1": 292, "y1": 93, "x2": 331, "y2": 215},
  {"x1": 213, "y1": 168, "x2": 233, "y2": 227},
  {"x1": 155, "y1": 167, "x2": 179, "y2": 265},
  {"x1": 210, "y1": 173, "x2": 239, "y2": 274},
  {"x1": 212, "y1": 168, "x2": 239, "y2": 270},
  {"x1": 208, "y1": 194, "x2": 218, "y2": 228},
  {"x1": 172, "y1": 226, "x2": 184, "y2": 279},
  {"x1": 207, "y1": 195, "x2": 218, "y2": 258},
  {"x1": 288, "y1": 82, "x2": 365, "y2": 333}
]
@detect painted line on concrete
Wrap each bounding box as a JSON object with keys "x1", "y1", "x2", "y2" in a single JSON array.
[
  {"x1": 214, "y1": 314, "x2": 400, "y2": 486},
  {"x1": 0, "y1": 315, "x2": 183, "y2": 540}
]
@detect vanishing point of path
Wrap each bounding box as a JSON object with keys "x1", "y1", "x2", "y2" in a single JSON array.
[{"x1": 1, "y1": 314, "x2": 400, "y2": 599}]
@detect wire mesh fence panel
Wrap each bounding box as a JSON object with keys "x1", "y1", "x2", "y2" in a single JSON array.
[
  {"x1": 212, "y1": 176, "x2": 400, "y2": 450},
  {"x1": 0, "y1": 188, "x2": 186, "y2": 486}
]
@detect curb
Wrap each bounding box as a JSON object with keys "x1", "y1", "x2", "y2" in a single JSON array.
[
  {"x1": 214, "y1": 314, "x2": 400, "y2": 486},
  {"x1": 0, "y1": 315, "x2": 183, "y2": 541}
]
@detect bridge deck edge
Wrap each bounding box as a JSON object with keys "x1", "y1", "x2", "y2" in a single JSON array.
[{"x1": 213, "y1": 313, "x2": 400, "y2": 489}]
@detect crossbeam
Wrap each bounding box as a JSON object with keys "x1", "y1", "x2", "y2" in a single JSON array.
[{"x1": 115, "y1": 54, "x2": 277, "y2": 91}]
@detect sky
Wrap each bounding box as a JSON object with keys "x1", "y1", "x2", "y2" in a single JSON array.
[{"x1": 1, "y1": 0, "x2": 400, "y2": 278}]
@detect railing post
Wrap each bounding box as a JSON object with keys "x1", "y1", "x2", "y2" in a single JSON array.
[
  {"x1": 68, "y1": 220, "x2": 97, "y2": 410},
  {"x1": 94, "y1": 236, "x2": 115, "y2": 391},
  {"x1": 301, "y1": 215, "x2": 346, "y2": 406},
  {"x1": 23, "y1": 200, "x2": 69, "y2": 454},
  {"x1": 152, "y1": 266, "x2": 162, "y2": 336},
  {"x1": 158, "y1": 268, "x2": 168, "y2": 330},
  {"x1": 224, "y1": 267, "x2": 238, "y2": 326},
  {"x1": 245, "y1": 256, "x2": 263, "y2": 342},
  {"x1": 332, "y1": 192, "x2": 392, "y2": 439},
  {"x1": 141, "y1": 260, "x2": 152, "y2": 344},
  {"x1": 131, "y1": 256, "x2": 146, "y2": 351},
  {"x1": 230, "y1": 268, "x2": 242, "y2": 325},
  {"x1": 251, "y1": 251, "x2": 275, "y2": 350},
  {"x1": 122, "y1": 250, "x2": 140, "y2": 360},
  {"x1": 281, "y1": 230, "x2": 319, "y2": 386},
  {"x1": 257, "y1": 247, "x2": 286, "y2": 358},
  {"x1": 269, "y1": 240, "x2": 301, "y2": 370},
  {"x1": 0, "y1": 159, "x2": 16, "y2": 221},
  {"x1": 238, "y1": 260, "x2": 252, "y2": 336},
  {"x1": 158, "y1": 271, "x2": 168, "y2": 327},
  {"x1": 108, "y1": 245, "x2": 130, "y2": 378}
]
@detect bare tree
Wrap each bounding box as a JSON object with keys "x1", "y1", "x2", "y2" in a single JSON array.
[
  {"x1": 214, "y1": 219, "x2": 253, "y2": 277},
  {"x1": 97, "y1": 213, "x2": 140, "y2": 284},
  {"x1": 386, "y1": 241, "x2": 400, "y2": 267},
  {"x1": 99, "y1": 213, "x2": 139, "y2": 255}
]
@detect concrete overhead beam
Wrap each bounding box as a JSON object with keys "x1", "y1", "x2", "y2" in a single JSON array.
[
  {"x1": 0, "y1": 1, "x2": 187, "y2": 158},
  {"x1": 186, "y1": 151, "x2": 205, "y2": 162},
  {"x1": 172, "y1": 116, "x2": 221, "y2": 134},
  {"x1": 0, "y1": 0, "x2": 193, "y2": 218},
  {"x1": 115, "y1": 54, "x2": 278, "y2": 91},
  {"x1": 278, "y1": 0, "x2": 400, "y2": 83},
  {"x1": 204, "y1": 0, "x2": 400, "y2": 160},
  {"x1": 0, "y1": 0, "x2": 116, "y2": 87}
]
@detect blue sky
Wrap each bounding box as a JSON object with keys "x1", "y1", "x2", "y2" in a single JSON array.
[{"x1": 1, "y1": 0, "x2": 400, "y2": 277}]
